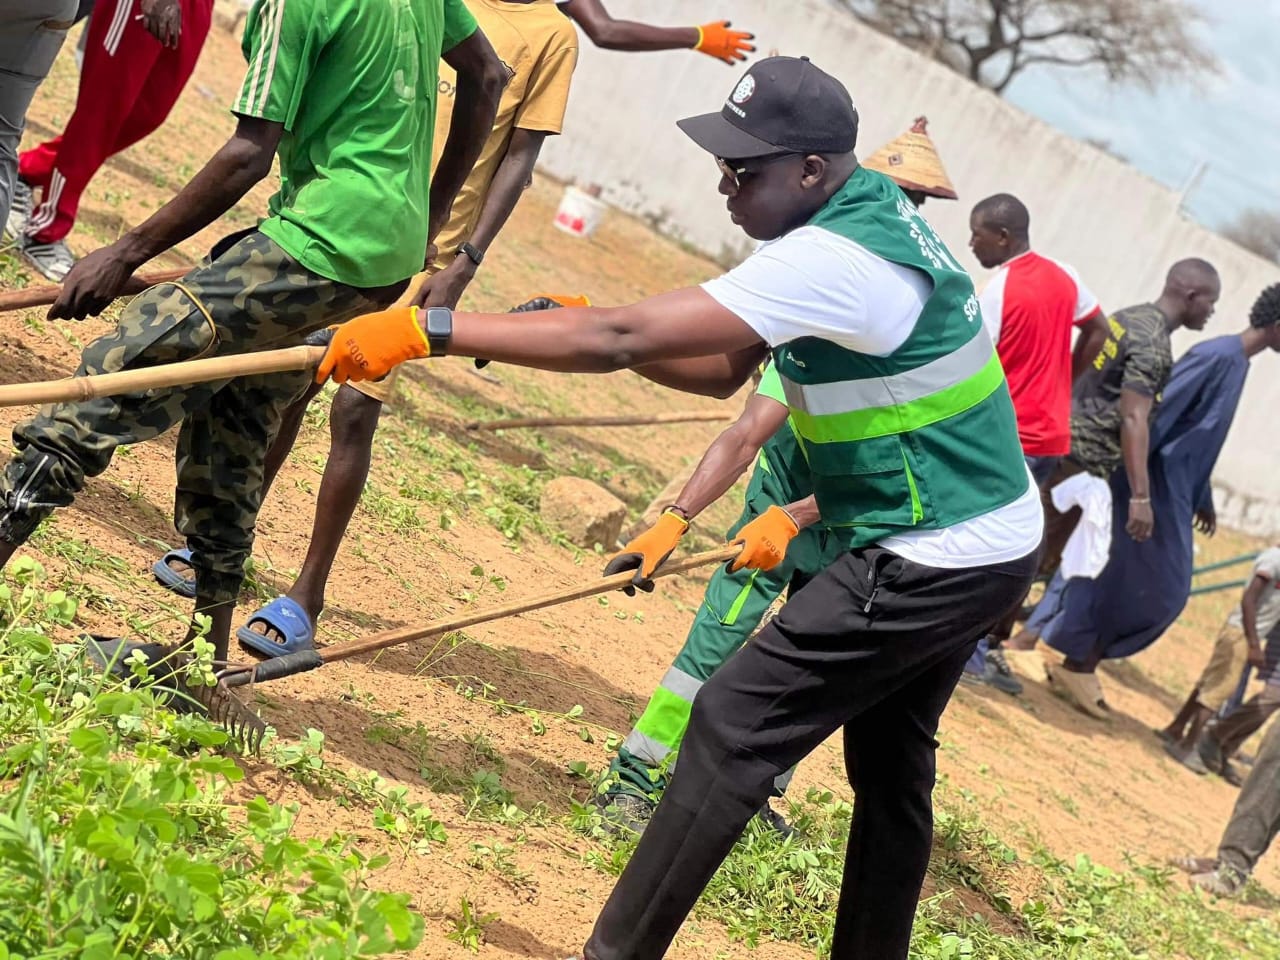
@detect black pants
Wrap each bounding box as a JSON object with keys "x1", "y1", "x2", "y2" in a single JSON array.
[{"x1": 584, "y1": 545, "x2": 1037, "y2": 960}]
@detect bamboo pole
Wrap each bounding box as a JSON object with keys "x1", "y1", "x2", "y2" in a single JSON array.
[
  {"x1": 466, "y1": 411, "x2": 733, "y2": 431},
  {"x1": 0, "y1": 345, "x2": 326, "y2": 407}
]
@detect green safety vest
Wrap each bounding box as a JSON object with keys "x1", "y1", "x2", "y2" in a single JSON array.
[{"x1": 773, "y1": 167, "x2": 1027, "y2": 547}]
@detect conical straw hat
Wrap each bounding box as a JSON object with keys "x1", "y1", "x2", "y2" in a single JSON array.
[{"x1": 862, "y1": 117, "x2": 958, "y2": 200}]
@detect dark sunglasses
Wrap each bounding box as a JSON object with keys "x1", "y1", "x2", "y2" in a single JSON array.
[{"x1": 715, "y1": 152, "x2": 799, "y2": 189}]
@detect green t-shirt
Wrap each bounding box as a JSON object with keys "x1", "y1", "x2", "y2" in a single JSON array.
[
  {"x1": 234, "y1": 0, "x2": 478, "y2": 288},
  {"x1": 753, "y1": 362, "x2": 813, "y2": 503}
]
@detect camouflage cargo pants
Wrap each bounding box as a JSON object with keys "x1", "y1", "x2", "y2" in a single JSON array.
[{"x1": 0, "y1": 229, "x2": 404, "y2": 602}]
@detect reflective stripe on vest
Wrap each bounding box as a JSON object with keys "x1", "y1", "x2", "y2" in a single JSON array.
[{"x1": 782, "y1": 334, "x2": 1004, "y2": 443}]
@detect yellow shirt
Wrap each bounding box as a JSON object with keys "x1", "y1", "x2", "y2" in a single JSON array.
[{"x1": 432, "y1": 0, "x2": 578, "y2": 260}]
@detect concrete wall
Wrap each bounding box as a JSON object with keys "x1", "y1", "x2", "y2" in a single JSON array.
[{"x1": 539, "y1": 0, "x2": 1280, "y2": 532}]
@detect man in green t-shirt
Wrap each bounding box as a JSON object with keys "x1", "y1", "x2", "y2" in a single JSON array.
[
  {"x1": 594, "y1": 362, "x2": 840, "y2": 839},
  {"x1": 0, "y1": 0, "x2": 505, "y2": 662}
]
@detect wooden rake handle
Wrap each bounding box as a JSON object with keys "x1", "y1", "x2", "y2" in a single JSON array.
[
  {"x1": 0, "y1": 267, "x2": 189, "y2": 313},
  {"x1": 234, "y1": 545, "x2": 742, "y2": 687},
  {"x1": 0, "y1": 344, "x2": 327, "y2": 407},
  {"x1": 465, "y1": 411, "x2": 734, "y2": 431}
]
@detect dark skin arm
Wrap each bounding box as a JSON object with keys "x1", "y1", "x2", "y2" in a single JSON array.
[
  {"x1": 1071, "y1": 312, "x2": 1109, "y2": 382},
  {"x1": 1119, "y1": 387, "x2": 1155, "y2": 541},
  {"x1": 418, "y1": 128, "x2": 548, "y2": 310},
  {"x1": 442, "y1": 286, "x2": 764, "y2": 373},
  {"x1": 559, "y1": 0, "x2": 698, "y2": 51},
  {"x1": 50, "y1": 116, "x2": 283, "y2": 320},
  {"x1": 666, "y1": 396, "x2": 820, "y2": 542},
  {"x1": 631, "y1": 344, "x2": 769, "y2": 399},
  {"x1": 675, "y1": 394, "x2": 788, "y2": 517},
  {"x1": 427, "y1": 30, "x2": 506, "y2": 253},
  {"x1": 1241, "y1": 574, "x2": 1270, "y2": 669}
]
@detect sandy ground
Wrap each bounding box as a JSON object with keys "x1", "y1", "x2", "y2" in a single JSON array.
[{"x1": 3, "y1": 23, "x2": 1276, "y2": 959}]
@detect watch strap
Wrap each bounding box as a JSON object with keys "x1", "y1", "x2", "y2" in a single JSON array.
[{"x1": 457, "y1": 242, "x2": 484, "y2": 267}]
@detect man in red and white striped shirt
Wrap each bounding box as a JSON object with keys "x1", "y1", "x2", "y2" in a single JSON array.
[{"x1": 964, "y1": 192, "x2": 1108, "y2": 694}]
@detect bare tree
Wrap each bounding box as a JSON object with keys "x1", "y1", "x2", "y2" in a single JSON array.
[
  {"x1": 839, "y1": 0, "x2": 1218, "y2": 95},
  {"x1": 1222, "y1": 209, "x2": 1280, "y2": 264}
]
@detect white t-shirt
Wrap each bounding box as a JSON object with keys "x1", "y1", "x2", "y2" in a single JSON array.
[{"x1": 702, "y1": 225, "x2": 1043, "y2": 569}]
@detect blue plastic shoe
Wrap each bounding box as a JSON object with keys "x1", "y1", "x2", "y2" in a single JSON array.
[
  {"x1": 236, "y1": 596, "x2": 315, "y2": 658},
  {"x1": 152, "y1": 548, "x2": 197, "y2": 598}
]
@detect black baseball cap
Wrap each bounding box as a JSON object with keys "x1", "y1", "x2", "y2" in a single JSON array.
[{"x1": 677, "y1": 56, "x2": 858, "y2": 160}]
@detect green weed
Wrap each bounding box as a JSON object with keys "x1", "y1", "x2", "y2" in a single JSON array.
[{"x1": 0, "y1": 568, "x2": 422, "y2": 958}]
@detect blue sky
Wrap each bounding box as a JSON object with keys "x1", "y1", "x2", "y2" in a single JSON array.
[{"x1": 1001, "y1": 0, "x2": 1279, "y2": 231}]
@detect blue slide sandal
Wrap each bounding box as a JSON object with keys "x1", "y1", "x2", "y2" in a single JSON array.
[
  {"x1": 237, "y1": 596, "x2": 315, "y2": 658},
  {"x1": 152, "y1": 548, "x2": 197, "y2": 598}
]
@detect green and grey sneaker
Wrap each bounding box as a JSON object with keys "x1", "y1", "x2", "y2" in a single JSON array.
[
  {"x1": 5, "y1": 179, "x2": 33, "y2": 242},
  {"x1": 1190, "y1": 865, "x2": 1246, "y2": 897},
  {"x1": 21, "y1": 236, "x2": 76, "y2": 281},
  {"x1": 594, "y1": 791, "x2": 655, "y2": 836}
]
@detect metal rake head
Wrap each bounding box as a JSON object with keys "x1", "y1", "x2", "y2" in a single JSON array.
[
  {"x1": 203, "y1": 663, "x2": 269, "y2": 754},
  {"x1": 84, "y1": 636, "x2": 269, "y2": 754}
]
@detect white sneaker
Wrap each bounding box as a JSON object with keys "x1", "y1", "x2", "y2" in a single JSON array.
[
  {"x1": 5, "y1": 180, "x2": 33, "y2": 242},
  {"x1": 21, "y1": 236, "x2": 76, "y2": 282}
]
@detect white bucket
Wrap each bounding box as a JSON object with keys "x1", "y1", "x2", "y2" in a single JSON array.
[{"x1": 553, "y1": 185, "x2": 608, "y2": 238}]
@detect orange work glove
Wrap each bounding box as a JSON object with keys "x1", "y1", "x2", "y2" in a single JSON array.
[
  {"x1": 603, "y1": 509, "x2": 689, "y2": 595},
  {"x1": 509, "y1": 294, "x2": 591, "y2": 312},
  {"x1": 315, "y1": 306, "x2": 430, "y2": 385},
  {"x1": 729, "y1": 505, "x2": 798, "y2": 573},
  {"x1": 693, "y1": 21, "x2": 755, "y2": 65}
]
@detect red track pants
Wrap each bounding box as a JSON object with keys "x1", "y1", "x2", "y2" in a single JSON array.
[{"x1": 19, "y1": 0, "x2": 211, "y2": 244}]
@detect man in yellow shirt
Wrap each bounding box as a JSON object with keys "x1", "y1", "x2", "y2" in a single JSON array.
[{"x1": 152, "y1": 0, "x2": 579, "y2": 656}]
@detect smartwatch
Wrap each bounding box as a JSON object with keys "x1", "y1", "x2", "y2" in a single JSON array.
[
  {"x1": 457, "y1": 241, "x2": 484, "y2": 267},
  {"x1": 423, "y1": 306, "x2": 453, "y2": 356}
]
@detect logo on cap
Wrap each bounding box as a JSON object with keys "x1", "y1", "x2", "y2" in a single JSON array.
[{"x1": 731, "y1": 75, "x2": 755, "y2": 104}]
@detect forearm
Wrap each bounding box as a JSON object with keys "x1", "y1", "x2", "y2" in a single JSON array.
[
  {"x1": 1071, "y1": 322, "x2": 1109, "y2": 382},
  {"x1": 466, "y1": 132, "x2": 543, "y2": 254},
  {"x1": 430, "y1": 43, "x2": 503, "y2": 242},
  {"x1": 563, "y1": 0, "x2": 697, "y2": 51},
  {"x1": 673, "y1": 428, "x2": 763, "y2": 519},
  {"x1": 1120, "y1": 415, "x2": 1151, "y2": 498},
  {"x1": 1243, "y1": 604, "x2": 1262, "y2": 649},
  {"x1": 632, "y1": 345, "x2": 766, "y2": 399},
  {"x1": 447, "y1": 287, "x2": 762, "y2": 373},
  {"x1": 115, "y1": 136, "x2": 270, "y2": 265}
]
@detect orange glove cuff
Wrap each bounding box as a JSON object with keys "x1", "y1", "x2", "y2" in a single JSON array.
[
  {"x1": 315, "y1": 306, "x2": 430, "y2": 385},
  {"x1": 614, "y1": 509, "x2": 689, "y2": 579},
  {"x1": 729, "y1": 505, "x2": 798, "y2": 573},
  {"x1": 693, "y1": 21, "x2": 755, "y2": 64},
  {"x1": 546, "y1": 293, "x2": 591, "y2": 308}
]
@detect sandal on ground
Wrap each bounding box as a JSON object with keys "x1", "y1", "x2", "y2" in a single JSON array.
[
  {"x1": 236, "y1": 596, "x2": 315, "y2": 658},
  {"x1": 1163, "y1": 738, "x2": 1209, "y2": 775},
  {"x1": 1046, "y1": 662, "x2": 1109, "y2": 719},
  {"x1": 152, "y1": 548, "x2": 197, "y2": 598},
  {"x1": 1170, "y1": 854, "x2": 1218, "y2": 875}
]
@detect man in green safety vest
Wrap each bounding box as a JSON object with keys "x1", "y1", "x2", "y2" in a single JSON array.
[{"x1": 316, "y1": 56, "x2": 1041, "y2": 960}]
